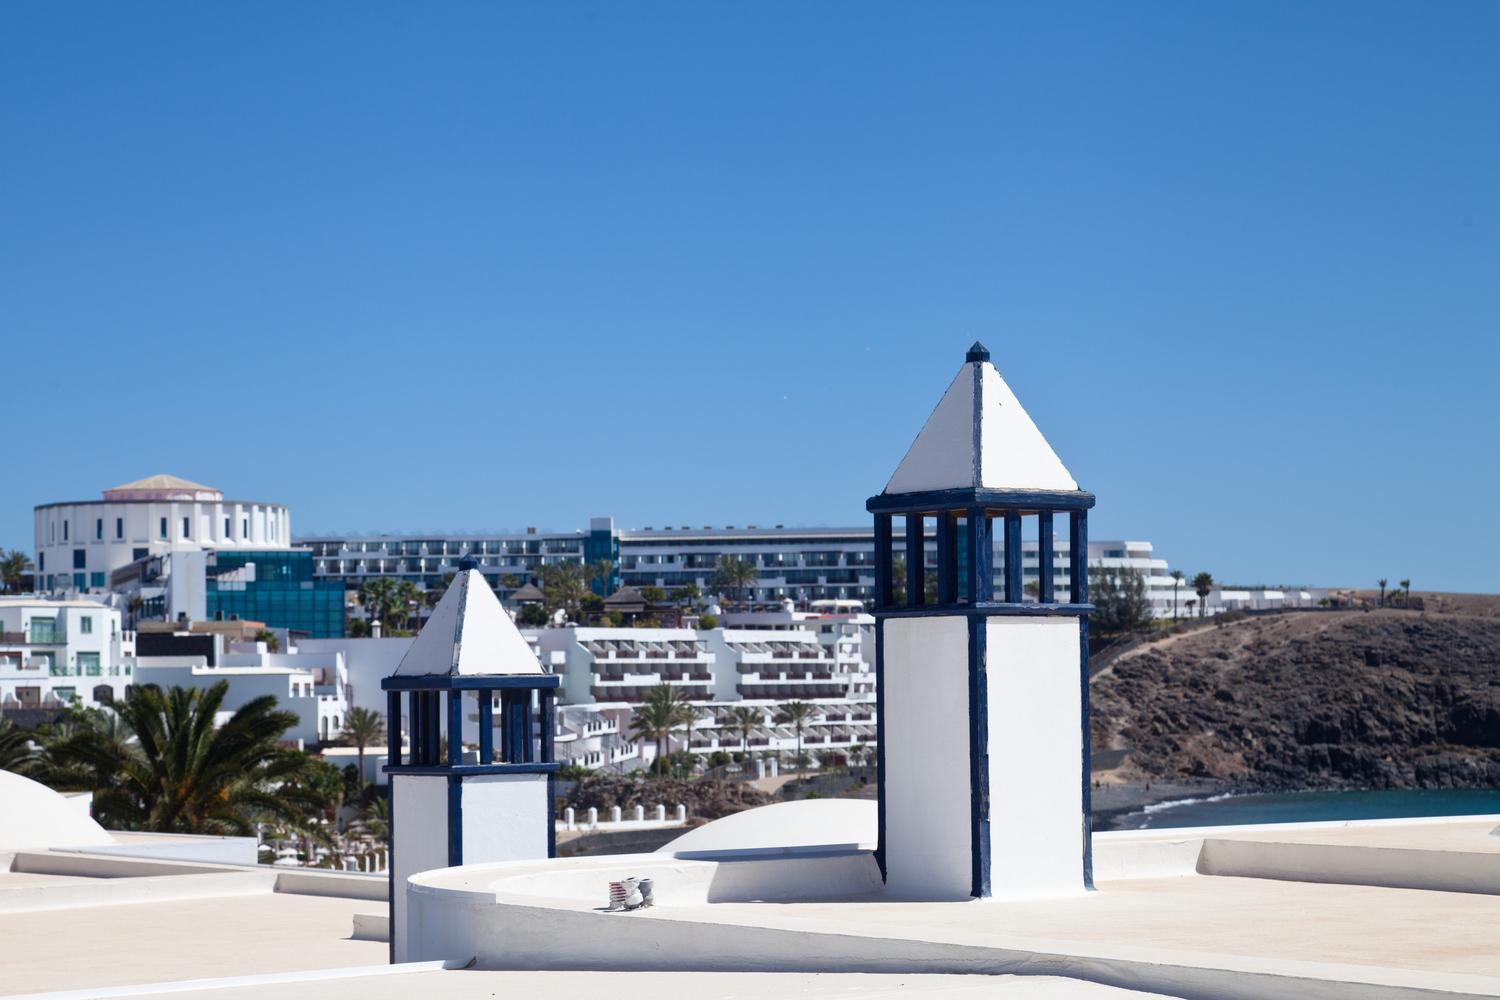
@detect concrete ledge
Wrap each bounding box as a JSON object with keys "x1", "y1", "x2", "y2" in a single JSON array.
[
  {"x1": 273, "y1": 869, "x2": 387, "y2": 901},
  {"x1": 0, "y1": 870, "x2": 273, "y2": 913},
  {"x1": 1199, "y1": 838, "x2": 1500, "y2": 896},
  {"x1": 352, "y1": 911, "x2": 390, "y2": 942}
]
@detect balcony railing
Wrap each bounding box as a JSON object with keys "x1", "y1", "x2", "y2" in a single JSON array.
[{"x1": 1, "y1": 630, "x2": 66, "y2": 645}]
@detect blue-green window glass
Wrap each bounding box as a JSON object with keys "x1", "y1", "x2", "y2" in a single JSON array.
[
  {"x1": 90, "y1": 572, "x2": 105, "y2": 588},
  {"x1": 116, "y1": 517, "x2": 123, "y2": 538},
  {"x1": 78, "y1": 652, "x2": 100, "y2": 676},
  {"x1": 73, "y1": 572, "x2": 86, "y2": 590},
  {"x1": 205, "y1": 550, "x2": 346, "y2": 638},
  {"x1": 96, "y1": 519, "x2": 103, "y2": 540},
  {"x1": 159, "y1": 517, "x2": 168, "y2": 539},
  {"x1": 53, "y1": 686, "x2": 76, "y2": 703},
  {"x1": 79, "y1": 616, "x2": 92, "y2": 634},
  {"x1": 73, "y1": 549, "x2": 86, "y2": 569},
  {"x1": 30, "y1": 617, "x2": 57, "y2": 643}
]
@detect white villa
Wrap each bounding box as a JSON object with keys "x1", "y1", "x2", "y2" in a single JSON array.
[{"x1": 0, "y1": 597, "x2": 135, "y2": 711}]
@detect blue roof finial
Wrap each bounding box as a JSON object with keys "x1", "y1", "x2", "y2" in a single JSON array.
[
  {"x1": 457, "y1": 557, "x2": 477, "y2": 572},
  {"x1": 966, "y1": 341, "x2": 990, "y2": 363}
]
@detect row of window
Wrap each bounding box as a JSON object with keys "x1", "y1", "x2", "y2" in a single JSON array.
[{"x1": 46, "y1": 512, "x2": 281, "y2": 545}]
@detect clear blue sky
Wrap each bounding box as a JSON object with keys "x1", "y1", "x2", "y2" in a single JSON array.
[{"x1": 2, "y1": 2, "x2": 1496, "y2": 592}]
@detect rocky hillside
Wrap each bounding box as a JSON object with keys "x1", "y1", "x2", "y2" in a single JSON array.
[{"x1": 1090, "y1": 606, "x2": 1500, "y2": 790}]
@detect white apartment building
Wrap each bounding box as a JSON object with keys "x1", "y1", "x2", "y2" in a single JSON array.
[
  {"x1": 539, "y1": 627, "x2": 718, "y2": 707},
  {"x1": 134, "y1": 632, "x2": 348, "y2": 748},
  {"x1": 34, "y1": 475, "x2": 291, "y2": 595},
  {"x1": 0, "y1": 598, "x2": 135, "y2": 711}
]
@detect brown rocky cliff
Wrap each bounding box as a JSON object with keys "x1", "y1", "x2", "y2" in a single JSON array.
[{"x1": 1090, "y1": 609, "x2": 1500, "y2": 790}]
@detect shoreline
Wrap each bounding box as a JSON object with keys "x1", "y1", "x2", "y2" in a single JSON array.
[{"x1": 1090, "y1": 779, "x2": 1230, "y2": 831}]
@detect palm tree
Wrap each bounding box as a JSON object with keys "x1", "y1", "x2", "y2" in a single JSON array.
[
  {"x1": 586, "y1": 559, "x2": 615, "y2": 598},
  {"x1": 393, "y1": 579, "x2": 424, "y2": 631},
  {"x1": 0, "y1": 718, "x2": 36, "y2": 772},
  {"x1": 1377, "y1": 578, "x2": 1388, "y2": 607},
  {"x1": 254, "y1": 629, "x2": 281, "y2": 653},
  {"x1": 499, "y1": 574, "x2": 521, "y2": 591},
  {"x1": 424, "y1": 572, "x2": 456, "y2": 609},
  {"x1": 1169, "y1": 570, "x2": 1183, "y2": 619},
  {"x1": 727, "y1": 706, "x2": 760, "y2": 768},
  {"x1": 1192, "y1": 572, "x2": 1214, "y2": 618},
  {"x1": 774, "y1": 701, "x2": 818, "y2": 781},
  {"x1": 680, "y1": 703, "x2": 707, "y2": 771},
  {"x1": 359, "y1": 577, "x2": 401, "y2": 631},
  {"x1": 1399, "y1": 579, "x2": 1412, "y2": 607},
  {"x1": 45, "y1": 681, "x2": 330, "y2": 837},
  {"x1": 339, "y1": 706, "x2": 386, "y2": 786},
  {"x1": 628, "y1": 684, "x2": 694, "y2": 775},
  {"x1": 539, "y1": 563, "x2": 587, "y2": 620},
  {"x1": 712, "y1": 556, "x2": 758, "y2": 608},
  {"x1": 0, "y1": 549, "x2": 34, "y2": 593},
  {"x1": 359, "y1": 794, "x2": 389, "y2": 841}
]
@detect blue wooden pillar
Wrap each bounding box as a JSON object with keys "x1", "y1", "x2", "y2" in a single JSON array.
[
  {"x1": 446, "y1": 690, "x2": 463, "y2": 765},
  {"x1": 905, "y1": 516, "x2": 924, "y2": 605},
  {"x1": 1070, "y1": 510, "x2": 1089, "y2": 604},
  {"x1": 1003, "y1": 511, "x2": 1022, "y2": 603},
  {"x1": 1038, "y1": 512, "x2": 1055, "y2": 603},
  {"x1": 542, "y1": 691, "x2": 557, "y2": 858},
  {"x1": 936, "y1": 513, "x2": 957, "y2": 605},
  {"x1": 478, "y1": 695, "x2": 493, "y2": 764},
  {"x1": 966, "y1": 509, "x2": 993, "y2": 603},
  {"x1": 873, "y1": 515, "x2": 892, "y2": 609},
  {"x1": 386, "y1": 691, "x2": 402, "y2": 768}
]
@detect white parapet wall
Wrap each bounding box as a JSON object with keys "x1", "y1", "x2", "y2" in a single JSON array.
[
  {"x1": 881, "y1": 615, "x2": 1087, "y2": 900},
  {"x1": 405, "y1": 850, "x2": 884, "y2": 966},
  {"x1": 461, "y1": 775, "x2": 548, "y2": 862},
  {"x1": 881, "y1": 616, "x2": 972, "y2": 899},
  {"x1": 984, "y1": 617, "x2": 1085, "y2": 897},
  {"x1": 391, "y1": 774, "x2": 450, "y2": 963}
]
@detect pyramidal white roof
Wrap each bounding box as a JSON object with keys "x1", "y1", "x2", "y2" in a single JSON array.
[
  {"x1": 883, "y1": 343, "x2": 1078, "y2": 495},
  {"x1": 394, "y1": 569, "x2": 543, "y2": 676}
]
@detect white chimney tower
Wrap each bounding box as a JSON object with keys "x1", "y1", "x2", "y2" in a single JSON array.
[{"x1": 868, "y1": 343, "x2": 1094, "y2": 900}]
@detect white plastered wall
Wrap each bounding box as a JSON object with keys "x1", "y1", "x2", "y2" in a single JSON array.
[
  {"x1": 984, "y1": 617, "x2": 1085, "y2": 897},
  {"x1": 460, "y1": 774, "x2": 549, "y2": 864},
  {"x1": 881, "y1": 616, "x2": 972, "y2": 899},
  {"x1": 391, "y1": 774, "x2": 449, "y2": 963}
]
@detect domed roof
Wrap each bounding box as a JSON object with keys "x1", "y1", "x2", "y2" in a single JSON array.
[
  {"x1": 657, "y1": 798, "x2": 875, "y2": 856},
  {"x1": 0, "y1": 770, "x2": 112, "y2": 850}
]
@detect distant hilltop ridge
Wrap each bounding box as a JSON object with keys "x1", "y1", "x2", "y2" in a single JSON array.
[{"x1": 1091, "y1": 597, "x2": 1500, "y2": 791}]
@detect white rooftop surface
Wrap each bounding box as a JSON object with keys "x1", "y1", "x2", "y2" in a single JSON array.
[
  {"x1": 394, "y1": 567, "x2": 541, "y2": 676},
  {"x1": 0, "y1": 889, "x2": 385, "y2": 996},
  {"x1": 883, "y1": 346, "x2": 1078, "y2": 494},
  {"x1": 400, "y1": 810, "x2": 1500, "y2": 1000}
]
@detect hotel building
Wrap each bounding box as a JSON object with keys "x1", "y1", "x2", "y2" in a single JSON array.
[
  {"x1": 33, "y1": 475, "x2": 292, "y2": 594},
  {"x1": 300, "y1": 519, "x2": 1189, "y2": 618}
]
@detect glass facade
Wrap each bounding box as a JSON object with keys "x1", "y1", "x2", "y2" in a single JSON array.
[{"x1": 206, "y1": 550, "x2": 345, "y2": 638}]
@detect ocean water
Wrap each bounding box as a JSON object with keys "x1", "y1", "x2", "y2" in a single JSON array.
[{"x1": 1119, "y1": 788, "x2": 1500, "y2": 830}]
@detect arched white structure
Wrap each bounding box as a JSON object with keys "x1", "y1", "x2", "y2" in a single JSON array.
[
  {"x1": 34, "y1": 474, "x2": 292, "y2": 595},
  {"x1": 0, "y1": 770, "x2": 112, "y2": 850}
]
